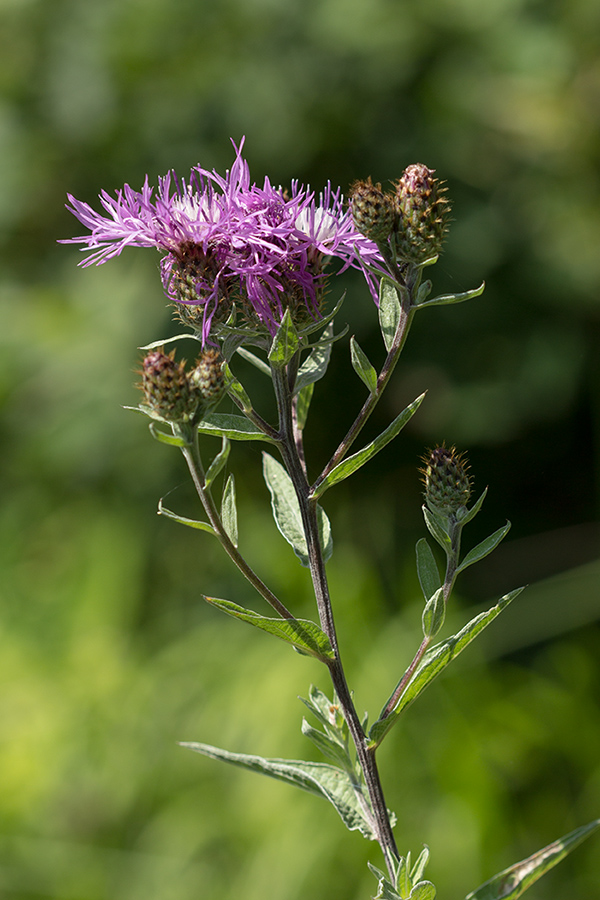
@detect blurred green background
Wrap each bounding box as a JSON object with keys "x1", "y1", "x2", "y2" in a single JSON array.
[{"x1": 1, "y1": 0, "x2": 599, "y2": 897}]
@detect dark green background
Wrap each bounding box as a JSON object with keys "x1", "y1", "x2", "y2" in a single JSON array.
[{"x1": 1, "y1": 0, "x2": 599, "y2": 897}]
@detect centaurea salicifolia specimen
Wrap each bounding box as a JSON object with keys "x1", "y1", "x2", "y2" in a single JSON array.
[{"x1": 65, "y1": 140, "x2": 598, "y2": 899}]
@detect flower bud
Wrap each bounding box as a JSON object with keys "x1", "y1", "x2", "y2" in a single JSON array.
[
  {"x1": 140, "y1": 349, "x2": 197, "y2": 422},
  {"x1": 349, "y1": 177, "x2": 396, "y2": 242},
  {"x1": 394, "y1": 164, "x2": 450, "y2": 263},
  {"x1": 189, "y1": 348, "x2": 226, "y2": 407},
  {"x1": 421, "y1": 445, "x2": 471, "y2": 515}
]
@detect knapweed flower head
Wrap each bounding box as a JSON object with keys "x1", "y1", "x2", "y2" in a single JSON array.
[
  {"x1": 394, "y1": 164, "x2": 451, "y2": 263},
  {"x1": 421, "y1": 445, "x2": 471, "y2": 515},
  {"x1": 348, "y1": 177, "x2": 396, "y2": 243},
  {"x1": 64, "y1": 140, "x2": 385, "y2": 343}
]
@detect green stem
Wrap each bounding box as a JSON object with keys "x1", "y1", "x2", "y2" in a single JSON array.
[
  {"x1": 177, "y1": 423, "x2": 294, "y2": 620},
  {"x1": 271, "y1": 363, "x2": 400, "y2": 874}
]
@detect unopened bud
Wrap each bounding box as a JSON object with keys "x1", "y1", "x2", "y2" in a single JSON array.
[
  {"x1": 140, "y1": 349, "x2": 197, "y2": 422},
  {"x1": 189, "y1": 348, "x2": 226, "y2": 407},
  {"x1": 421, "y1": 446, "x2": 471, "y2": 515},
  {"x1": 395, "y1": 164, "x2": 450, "y2": 263},
  {"x1": 349, "y1": 177, "x2": 396, "y2": 242}
]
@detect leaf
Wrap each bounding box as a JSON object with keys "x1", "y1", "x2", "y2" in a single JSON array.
[
  {"x1": 415, "y1": 281, "x2": 485, "y2": 310},
  {"x1": 422, "y1": 587, "x2": 445, "y2": 639},
  {"x1": 295, "y1": 382, "x2": 314, "y2": 432},
  {"x1": 312, "y1": 394, "x2": 425, "y2": 500},
  {"x1": 157, "y1": 499, "x2": 216, "y2": 536},
  {"x1": 456, "y1": 522, "x2": 511, "y2": 575},
  {"x1": 456, "y1": 487, "x2": 488, "y2": 525},
  {"x1": 182, "y1": 742, "x2": 377, "y2": 839},
  {"x1": 301, "y1": 719, "x2": 353, "y2": 770},
  {"x1": 464, "y1": 818, "x2": 600, "y2": 900},
  {"x1": 294, "y1": 324, "x2": 333, "y2": 394},
  {"x1": 148, "y1": 421, "x2": 187, "y2": 447},
  {"x1": 379, "y1": 279, "x2": 403, "y2": 351},
  {"x1": 139, "y1": 333, "x2": 201, "y2": 350},
  {"x1": 197, "y1": 413, "x2": 274, "y2": 442},
  {"x1": 416, "y1": 538, "x2": 442, "y2": 602},
  {"x1": 369, "y1": 588, "x2": 524, "y2": 748},
  {"x1": 236, "y1": 346, "x2": 272, "y2": 376},
  {"x1": 224, "y1": 363, "x2": 253, "y2": 413},
  {"x1": 410, "y1": 882, "x2": 436, "y2": 900},
  {"x1": 204, "y1": 436, "x2": 230, "y2": 489},
  {"x1": 268, "y1": 308, "x2": 300, "y2": 368},
  {"x1": 422, "y1": 505, "x2": 452, "y2": 550},
  {"x1": 203, "y1": 596, "x2": 335, "y2": 661},
  {"x1": 350, "y1": 336, "x2": 378, "y2": 393},
  {"x1": 263, "y1": 453, "x2": 333, "y2": 566},
  {"x1": 221, "y1": 474, "x2": 238, "y2": 547}
]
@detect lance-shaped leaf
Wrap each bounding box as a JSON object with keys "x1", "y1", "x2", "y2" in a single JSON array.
[
  {"x1": 263, "y1": 453, "x2": 333, "y2": 566},
  {"x1": 182, "y1": 742, "x2": 377, "y2": 839},
  {"x1": 369, "y1": 587, "x2": 524, "y2": 748},
  {"x1": 268, "y1": 308, "x2": 300, "y2": 368},
  {"x1": 422, "y1": 587, "x2": 445, "y2": 639},
  {"x1": 158, "y1": 499, "x2": 216, "y2": 536},
  {"x1": 221, "y1": 474, "x2": 238, "y2": 547},
  {"x1": 422, "y1": 505, "x2": 452, "y2": 550},
  {"x1": 294, "y1": 324, "x2": 333, "y2": 395},
  {"x1": 295, "y1": 382, "x2": 314, "y2": 432},
  {"x1": 350, "y1": 336, "x2": 378, "y2": 394},
  {"x1": 197, "y1": 413, "x2": 275, "y2": 442},
  {"x1": 456, "y1": 487, "x2": 488, "y2": 526},
  {"x1": 204, "y1": 436, "x2": 230, "y2": 489},
  {"x1": 414, "y1": 281, "x2": 485, "y2": 310},
  {"x1": 465, "y1": 818, "x2": 600, "y2": 900},
  {"x1": 139, "y1": 333, "x2": 201, "y2": 351},
  {"x1": 203, "y1": 596, "x2": 335, "y2": 661},
  {"x1": 379, "y1": 279, "x2": 403, "y2": 351},
  {"x1": 148, "y1": 421, "x2": 188, "y2": 447},
  {"x1": 416, "y1": 538, "x2": 442, "y2": 602},
  {"x1": 236, "y1": 346, "x2": 272, "y2": 376},
  {"x1": 301, "y1": 719, "x2": 353, "y2": 770},
  {"x1": 455, "y1": 522, "x2": 511, "y2": 575},
  {"x1": 224, "y1": 363, "x2": 253, "y2": 414},
  {"x1": 312, "y1": 394, "x2": 425, "y2": 500}
]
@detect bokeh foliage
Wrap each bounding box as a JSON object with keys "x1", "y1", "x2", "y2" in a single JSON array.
[{"x1": 0, "y1": 0, "x2": 599, "y2": 897}]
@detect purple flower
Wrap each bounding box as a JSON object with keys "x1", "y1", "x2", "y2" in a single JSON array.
[{"x1": 63, "y1": 139, "x2": 385, "y2": 341}]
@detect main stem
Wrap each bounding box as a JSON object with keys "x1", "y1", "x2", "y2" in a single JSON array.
[{"x1": 272, "y1": 365, "x2": 399, "y2": 873}]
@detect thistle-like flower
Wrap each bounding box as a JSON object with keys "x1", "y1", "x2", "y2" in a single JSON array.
[
  {"x1": 140, "y1": 349, "x2": 198, "y2": 423},
  {"x1": 421, "y1": 445, "x2": 471, "y2": 515},
  {"x1": 63, "y1": 140, "x2": 386, "y2": 341},
  {"x1": 189, "y1": 348, "x2": 226, "y2": 407},
  {"x1": 394, "y1": 164, "x2": 451, "y2": 264},
  {"x1": 349, "y1": 177, "x2": 396, "y2": 243}
]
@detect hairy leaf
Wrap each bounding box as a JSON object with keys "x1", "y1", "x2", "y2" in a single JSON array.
[
  {"x1": 268, "y1": 309, "x2": 300, "y2": 368},
  {"x1": 182, "y1": 742, "x2": 377, "y2": 839},
  {"x1": 369, "y1": 588, "x2": 524, "y2": 747},
  {"x1": 415, "y1": 281, "x2": 485, "y2": 310},
  {"x1": 263, "y1": 453, "x2": 333, "y2": 566},
  {"x1": 157, "y1": 500, "x2": 216, "y2": 536},
  {"x1": 294, "y1": 324, "x2": 333, "y2": 394},
  {"x1": 465, "y1": 818, "x2": 600, "y2": 900},
  {"x1": 379, "y1": 279, "x2": 402, "y2": 351},
  {"x1": 203, "y1": 596, "x2": 334, "y2": 660},
  {"x1": 197, "y1": 413, "x2": 274, "y2": 442},
  {"x1": 416, "y1": 538, "x2": 442, "y2": 602},
  {"x1": 221, "y1": 474, "x2": 238, "y2": 547},
  {"x1": 204, "y1": 436, "x2": 231, "y2": 489},
  {"x1": 456, "y1": 522, "x2": 511, "y2": 575},
  {"x1": 350, "y1": 336, "x2": 378, "y2": 394},
  {"x1": 312, "y1": 394, "x2": 425, "y2": 500}
]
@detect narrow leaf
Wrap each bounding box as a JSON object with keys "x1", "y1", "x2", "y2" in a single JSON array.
[
  {"x1": 416, "y1": 538, "x2": 442, "y2": 602},
  {"x1": 456, "y1": 522, "x2": 511, "y2": 575},
  {"x1": 301, "y1": 719, "x2": 353, "y2": 769},
  {"x1": 268, "y1": 309, "x2": 300, "y2": 368},
  {"x1": 422, "y1": 587, "x2": 446, "y2": 639},
  {"x1": 204, "y1": 436, "x2": 230, "y2": 489},
  {"x1": 148, "y1": 422, "x2": 187, "y2": 447},
  {"x1": 197, "y1": 413, "x2": 274, "y2": 442},
  {"x1": 422, "y1": 505, "x2": 452, "y2": 550},
  {"x1": 158, "y1": 500, "x2": 216, "y2": 536},
  {"x1": 415, "y1": 281, "x2": 485, "y2": 310},
  {"x1": 350, "y1": 336, "x2": 378, "y2": 394},
  {"x1": 312, "y1": 394, "x2": 425, "y2": 500},
  {"x1": 221, "y1": 474, "x2": 238, "y2": 547},
  {"x1": 236, "y1": 346, "x2": 271, "y2": 376},
  {"x1": 203, "y1": 596, "x2": 335, "y2": 660},
  {"x1": 379, "y1": 279, "x2": 402, "y2": 351},
  {"x1": 263, "y1": 453, "x2": 333, "y2": 566},
  {"x1": 456, "y1": 487, "x2": 488, "y2": 525},
  {"x1": 295, "y1": 382, "x2": 314, "y2": 432},
  {"x1": 465, "y1": 818, "x2": 600, "y2": 900},
  {"x1": 224, "y1": 363, "x2": 253, "y2": 413},
  {"x1": 369, "y1": 588, "x2": 524, "y2": 747},
  {"x1": 139, "y1": 333, "x2": 201, "y2": 351},
  {"x1": 182, "y1": 742, "x2": 377, "y2": 839},
  {"x1": 294, "y1": 324, "x2": 333, "y2": 394}
]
